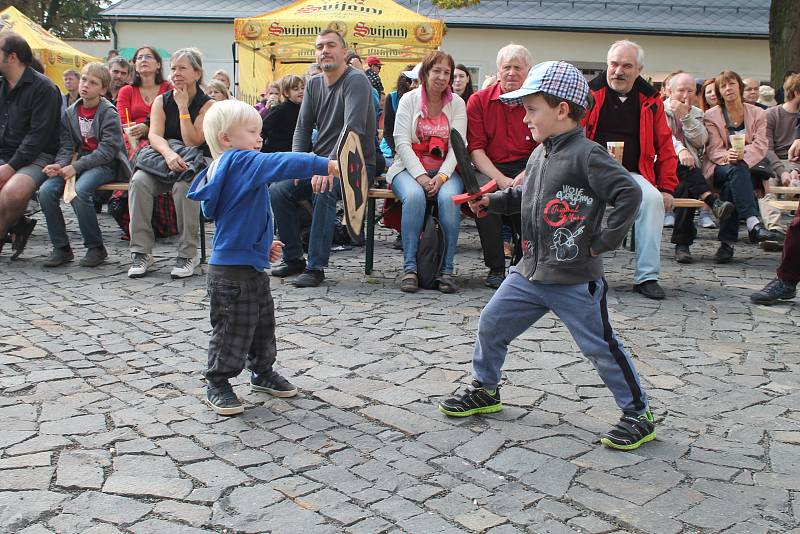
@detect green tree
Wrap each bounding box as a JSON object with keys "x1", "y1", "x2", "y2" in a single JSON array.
[
  {"x1": 769, "y1": 0, "x2": 800, "y2": 88},
  {"x1": 1, "y1": 0, "x2": 109, "y2": 40}
]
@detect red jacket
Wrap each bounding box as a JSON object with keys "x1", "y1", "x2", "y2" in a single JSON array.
[{"x1": 583, "y1": 74, "x2": 678, "y2": 194}]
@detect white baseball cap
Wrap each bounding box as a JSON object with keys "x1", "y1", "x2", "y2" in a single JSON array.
[{"x1": 403, "y1": 63, "x2": 422, "y2": 80}]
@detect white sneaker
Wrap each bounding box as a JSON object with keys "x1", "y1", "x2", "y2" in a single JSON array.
[
  {"x1": 170, "y1": 256, "x2": 199, "y2": 279},
  {"x1": 663, "y1": 212, "x2": 675, "y2": 228},
  {"x1": 128, "y1": 253, "x2": 154, "y2": 278},
  {"x1": 699, "y1": 210, "x2": 717, "y2": 229}
]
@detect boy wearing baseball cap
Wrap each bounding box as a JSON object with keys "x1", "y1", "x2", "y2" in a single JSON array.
[{"x1": 438, "y1": 61, "x2": 655, "y2": 450}]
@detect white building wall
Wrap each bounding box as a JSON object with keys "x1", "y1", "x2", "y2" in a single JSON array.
[
  {"x1": 442, "y1": 28, "x2": 771, "y2": 83},
  {"x1": 113, "y1": 21, "x2": 772, "y2": 95},
  {"x1": 115, "y1": 21, "x2": 238, "y2": 89},
  {"x1": 63, "y1": 39, "x2": 113, "y2": 60}
]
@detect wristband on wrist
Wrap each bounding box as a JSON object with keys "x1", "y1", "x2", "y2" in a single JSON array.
[
  {"x1": 437, "y1": 173, "x2": 447, "y2": 183},
  {"x1": 179, "y1": 113, "x2": 191, "y2": 120}
]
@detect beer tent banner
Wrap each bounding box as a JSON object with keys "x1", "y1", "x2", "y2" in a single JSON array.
[
  {"x1": 234, "y1": 0, "x2": 445, "y2": 103},
  {"x1": 0, "y1": 6, "x2": 101, "y2": 92}
]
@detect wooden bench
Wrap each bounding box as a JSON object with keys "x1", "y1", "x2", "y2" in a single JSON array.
[
  {"x1": 624, "y1": 198, "x2": 705, "y2": 251},
  {"x1": 767, "y1": 186, "x2": 800, "y2": 197},
  {"x1": 95, "y1": 182, "x2": 209, "y2": 264},
  {"x1": 766, "y1": 199, "x2": 799, "y2": 211},
  {"x1": 364, "y1": 188, "x2": 397, "y2": 275},
  {"x1": 364, "y1": 190, "x2": 707, "y2": 271}
]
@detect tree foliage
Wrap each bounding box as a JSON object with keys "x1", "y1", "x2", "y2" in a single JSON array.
[
  {"x1": 0, "y1": 0, "x2": 109, "y2": 40},
  {"x1": 769, "y1": 0, "x2": 800, "y2": 88}
]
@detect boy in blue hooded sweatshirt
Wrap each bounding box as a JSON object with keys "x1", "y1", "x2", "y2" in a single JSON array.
[{"x1": 188, "y1": 100, "x2": 337, "y2": 415}]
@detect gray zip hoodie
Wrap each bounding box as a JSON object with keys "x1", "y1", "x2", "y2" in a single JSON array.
[
  {"x1": 486, "y1": 126, "x2": 641, "y2": 284},
  {"x1": 55, "y1": 97, "x2": 132, "y2": 182}
]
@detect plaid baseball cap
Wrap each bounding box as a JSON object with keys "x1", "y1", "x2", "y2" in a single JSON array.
[{"x1": 499, "y1": 61, "x2": 589, "y2": 109}]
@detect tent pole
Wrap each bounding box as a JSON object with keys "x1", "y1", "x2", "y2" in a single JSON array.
[{"x1": 231, "y1": 42, "x2": 238, "y2": 98}]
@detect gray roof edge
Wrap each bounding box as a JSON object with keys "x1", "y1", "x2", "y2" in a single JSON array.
[{"x1": 444, "y1": 22, "x2": 769, "y2": 39}]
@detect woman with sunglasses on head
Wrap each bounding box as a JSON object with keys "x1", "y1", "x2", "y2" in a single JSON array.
[{"x1": 116, "y1": 46, "x2": 172, "y2": 154}]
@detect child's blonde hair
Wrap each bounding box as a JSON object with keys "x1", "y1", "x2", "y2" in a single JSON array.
[
  {"x1": 82, "y1": 62, "x2": 111, "y2": 89},
  {"x1": 203, "y1": 100, "x2": 262, "y2": 159},
  {"x1": 205, "y1": 79, "x2": 230, "y2": 100}
]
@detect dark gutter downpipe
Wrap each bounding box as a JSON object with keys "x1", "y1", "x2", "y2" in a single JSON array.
[{"x1": 111, "y1": 20, "x2": 119, "y2": 49}]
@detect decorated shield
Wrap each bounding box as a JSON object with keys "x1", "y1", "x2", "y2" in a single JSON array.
[{"x1": 336, "y1": 126, "x2": 369, "y2": 240}]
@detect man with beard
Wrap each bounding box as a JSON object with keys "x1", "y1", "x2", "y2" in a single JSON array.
[
  {"x1": 584, "y1": 40, "x2": 678, "y2": 300},
  {"x1": 269, "y1": 29, "x2": 376, "y2": 287},
  {"x1": 105, "y1": 56, "x2": 131, "y2": 105},
  {"x1": 0, "y1": 32, "x2": 62, "y2": 258}
]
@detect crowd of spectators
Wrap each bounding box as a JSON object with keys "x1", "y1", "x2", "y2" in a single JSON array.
[{"x1": 0, "y1": 29, "x2": 797, "y2": 305}]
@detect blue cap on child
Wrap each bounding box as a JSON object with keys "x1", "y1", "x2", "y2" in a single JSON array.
[{"x1": 499, "y1": 61, "x2": 589, "y2": 109}]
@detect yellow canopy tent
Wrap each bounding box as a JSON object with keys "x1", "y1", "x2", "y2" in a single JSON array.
[
  {"x1": 233, "y1": 0, "x2": 445, "y2": 104},
  {"x1": 0, "y1": 6, "x2": 101, "y2": 92}
]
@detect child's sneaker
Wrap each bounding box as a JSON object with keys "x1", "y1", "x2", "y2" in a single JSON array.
[
  {"x1": 438, "y1": 380, "x2": 502, "y2": 417},
  {"x1": 251, "y1": 371, "x2": 298, "y2": 398},
  {"x1": 600, "y1": 410, "x2": 656, "y2": 451},
  {"x1": 205, "y1": 381, "x2": 244, "y2": 416}
]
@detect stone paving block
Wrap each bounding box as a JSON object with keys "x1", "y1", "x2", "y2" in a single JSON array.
[
  {"x1": 454, "y1": 430, "x2": 506, "y2": 465},
  {"x1": 129, "y1": 519, "x2": 215, "y2": 534},
  {"x1": 485, "y1": 447, "x2": 550, "y2": 478},
  {"x1": 0, "y1": 491, "x2": 68, "y2": 531},
  {"x1": 55, "y1": 449, "x2": 110, "y2": 490},
  {"x1": 102, "y1": 474, "x2": 193, "y2": 499},
  {"x1": 157, "y1": 436, "x2": 213, "y2": 462},
  {"x1": 677, "y1": 497, "x2": 757, "y2": 531},
  {"x1": 0, "y1": 451, "x2": 52, "y2": 469},
  {"x1": 180, "y1": 459, "x2": 249, "y2": 488},
  {"x1": 62, "y1": 491, "x2": 153, "y2": 524},
  {"x1": 567, "y1": 487, "x2": 682, "y2": 534},
  {"x1": 39, "y1": 414, "x2": 106, "y2": 435},
  {"x1": 454, "y1": 508, "x2": 507, "y2": 532},
  {"x1": 153, "y1": 500, "x2": 212, "y2": 527},
  {"x1": 0, "y1": 466, "x2": 54, "y2": 490},
  {"x1": 519, "y1": 458, "x2": 578, "y2": 498},
  {"x1": 371, "y1": 495, "x2": 426, "y2": 522},
  {"x1": 361, "y1": 405, "x2": 451, "y2": 435}
]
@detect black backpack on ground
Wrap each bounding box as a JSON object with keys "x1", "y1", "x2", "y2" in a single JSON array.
[{"x1": 416, "y1": 202, "x2": 444, "y2": 290}]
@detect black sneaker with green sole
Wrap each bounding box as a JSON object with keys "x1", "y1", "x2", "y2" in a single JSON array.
[
  {"x1": 600, "y1": 410, "x2": 656, "y2": 451},
  {"x1": 438, "y1": 380, "x2": 502, "y2": 417}
]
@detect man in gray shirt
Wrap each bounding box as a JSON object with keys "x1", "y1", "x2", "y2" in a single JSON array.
[{"x1": 270, "y1": 29, "x2": 376, "y2": 287}]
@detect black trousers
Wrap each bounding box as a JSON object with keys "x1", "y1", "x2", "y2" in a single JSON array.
[
  {"x1": 671, "y1": 164, "x2": 712, "y2": 246},
  {"x1": 474, "y1": 159, "x2": 527, "y2": 269},
  {"x1": 205, "y1": 271, "x2": 277, "y2": 383}
]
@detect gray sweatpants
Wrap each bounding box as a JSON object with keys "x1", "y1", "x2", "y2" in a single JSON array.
[
  {"x1": 128, "y1": 169, "x2": 199, "y2": 259},
  {"x1": 472, "y1": 269, "x2": 649, "y2": 415}
]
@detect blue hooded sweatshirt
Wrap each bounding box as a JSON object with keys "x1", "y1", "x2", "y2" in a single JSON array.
[{"x1": 187, "y1": 149, "x2": 329, "y2": 270}]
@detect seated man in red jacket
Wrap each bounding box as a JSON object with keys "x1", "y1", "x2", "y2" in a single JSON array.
[{"x1": 583, "y1": 40, "x2": 678, "y2": 300}]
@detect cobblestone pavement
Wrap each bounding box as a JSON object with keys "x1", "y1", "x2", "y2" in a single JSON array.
[{"x1": 1, "y1": 207, "x2": 798, "y2": 534}]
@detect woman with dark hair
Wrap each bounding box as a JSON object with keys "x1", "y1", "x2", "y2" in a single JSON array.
[
  {"x1": 703, "y1": 70, "x2": 775, "y2": 261},
  {"x1": 386, "y1": 50, "x2": 466, "y2": 293},
  {"x1": 116, "y1": 46, "x2": 171, "y2": 153},
  {"x1": 127, "y1": 48, "x2": 213, "y2": 279},
  {"x1": 453, "y1": 64, "x2": 474, "y2": 104},
  {"x1": 699, "y1": 78, "x2": 718, "y2": 112},
  {"x1": 381, "y1": 64, "x2": 417, "y2": 159}
]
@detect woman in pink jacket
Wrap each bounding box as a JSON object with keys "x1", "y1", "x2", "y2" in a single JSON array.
[{"x1": 703, "y1": 70, "x2": 776, "y2": 262}]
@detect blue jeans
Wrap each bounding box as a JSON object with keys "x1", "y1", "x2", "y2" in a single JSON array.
[
  {"x1": 713, "y1": 164, "x2": 760, "y2": 243},
  {"x1": 390, "y1": 170, "x2": 464, "y2": 274},
  {"x1": 39, "y1": 164, "x2": 116, "y2": 249},
  {"x1": 472, "y1": 270, "x2": 648, "y2": 415},
  {"x1": 270, "y1": 164, "x2": 375, "y2": 271},
  {"x1": 630, "y1": 173, "x2": 664, "y2": 284}
]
